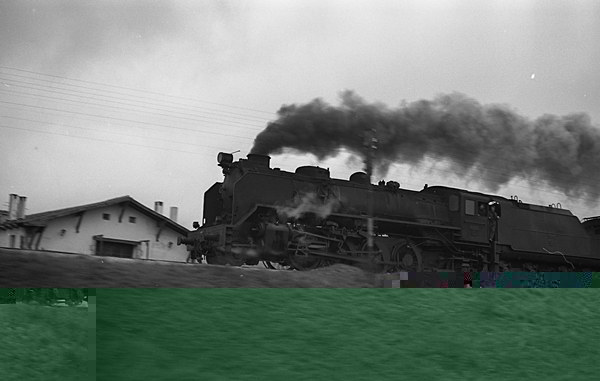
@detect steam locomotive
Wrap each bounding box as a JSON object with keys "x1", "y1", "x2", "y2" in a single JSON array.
[{"x1": 178, "y1": 152, "x2": 600, "y2": 272}]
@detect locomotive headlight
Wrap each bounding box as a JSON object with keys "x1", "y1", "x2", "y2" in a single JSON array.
[{"x1": 217, "y1": 152, "x2": 234, "y2": 165}]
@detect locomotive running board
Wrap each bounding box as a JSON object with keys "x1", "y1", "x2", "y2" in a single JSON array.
[
  {"x1": 329, "y1": 213, "x2": 461, "y2": 231},
  {"x1": 233, "y1": 204, "x2": 460, "y2": 232}
]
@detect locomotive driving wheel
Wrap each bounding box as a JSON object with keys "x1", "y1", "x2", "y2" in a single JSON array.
[
  {"x1": 358, "y1": 241, "x2": 387, "y2": 273},
  {"x1": 286, "y1": 249, "x2": 323, "y2": 270},
  {"x1": 391, "y1": 242, "x2": 422, "y2": 272},
  {"x1": 285, "y1": 234, "x2": 324, "y2": 270}
]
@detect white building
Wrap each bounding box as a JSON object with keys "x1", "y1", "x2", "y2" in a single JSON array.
[{"x1": 0, "y1": 195, "x2": 190, "y2": 262}]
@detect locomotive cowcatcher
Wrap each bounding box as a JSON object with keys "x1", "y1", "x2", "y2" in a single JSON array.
[{"x1": 178, "y1": 152, "x2": 600, "y2": 272}]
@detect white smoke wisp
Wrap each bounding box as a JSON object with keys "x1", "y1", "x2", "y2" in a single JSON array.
[
  {"x1": 276, "y1": 192, "x2": 340, "y2": 221},
  {"x1": 231, "y1": 247, "x2": 259, "y2": 257}
]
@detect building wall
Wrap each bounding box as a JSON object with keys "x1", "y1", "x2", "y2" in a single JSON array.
[
  {"x1": 0, "y1": 227, "x2": 26, "y2": 248},
  {"x1": 0, "y1": 204, "x2": 189, "y2": 262}
]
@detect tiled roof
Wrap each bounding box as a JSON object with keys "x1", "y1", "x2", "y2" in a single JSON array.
[{"x1": 0, "y1": 196, "x2": 189, "y2": 234}]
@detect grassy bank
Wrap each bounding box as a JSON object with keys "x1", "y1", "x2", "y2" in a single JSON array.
[
  {"x1": 0, "y1": 248, "x2": 377, "y2": 287},
  {"x1": 0, "y1": 303, "x2": 89, "y2": 381},
  {"x1": 97, "y1": 288, "x2": 600, "y2": 380}
]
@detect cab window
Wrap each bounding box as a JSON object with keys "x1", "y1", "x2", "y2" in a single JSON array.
[
  {"x1": 477, "y1": 202, "x2": 488, "y2": 217},
  {"x1": 449, "y1": 195, "x2": 459, "y2": 211},
  {"x1": 465, "y1": 200, "x2": 475, "y2": 216}
]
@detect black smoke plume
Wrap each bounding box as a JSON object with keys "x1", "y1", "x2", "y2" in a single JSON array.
[{"x1": 251, "y1": 91, "x2": 600, "y2": 202}]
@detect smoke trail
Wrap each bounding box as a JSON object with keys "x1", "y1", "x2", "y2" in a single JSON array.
[{"x1": 251, "y1": 91, "x2": 600, "y2": 201}]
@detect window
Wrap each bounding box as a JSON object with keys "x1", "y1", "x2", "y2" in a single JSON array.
[
  {"x1": 449, "y1": 195, "x2": 459, "y2": 211},
  {"x1": 96, "y1": 241, "x2": 134, "y2": 258},
  {"x1": 102, "y1": 213, "x2": 110, "y2": 220},
  {"x1": 129, "y1": 216, "x2": 136, "y2": 223},
  {"x1": 477, "y1": 202, "x2": 488, "y2": 217},
  {"x1": 20, "y1": 236, "x2": 25, "y2": 248},
  {"x1": 9, "y1": 235, "x2": 16, "y2": 248},
  {"x1": 465, "y1": 200, "x2": 475, "y2": 216}
]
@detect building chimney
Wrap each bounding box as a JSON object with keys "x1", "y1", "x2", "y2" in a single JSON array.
[
  {"x1": 169, "y1": 207, "x2": 178, "y2": 223},
  {"x1": 154, "y1": 201, "x2": 163, "y2": 214},
  {"x1": 17, "y1": 196, "x2": 26, "y2": 219},
  {"x1": 8, "y1": 194, "x2": 18, "y2": 220}
]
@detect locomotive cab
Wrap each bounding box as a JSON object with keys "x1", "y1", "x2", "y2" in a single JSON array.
[
  {"x1": 423, "y1": 187, "x2": 499, "y2": 244},
  {"x1": 457, "y1": 193, "x2": 497, "y2": 244},
  {"x1": 583, "y1": 216, "x2": 600, "y2": 236}
]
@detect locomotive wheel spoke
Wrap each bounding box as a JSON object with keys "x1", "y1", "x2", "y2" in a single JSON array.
[{"x1": 391, "y1": 242, "x2": 422, "y2": 272}]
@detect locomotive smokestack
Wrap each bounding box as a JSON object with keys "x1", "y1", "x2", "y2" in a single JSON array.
[
  {"x1": 246, "y1": 153, "x2": 271, "y2": 168},
  {"x1": 250, "y1": 91, "x2": 600, "y2": 203}
]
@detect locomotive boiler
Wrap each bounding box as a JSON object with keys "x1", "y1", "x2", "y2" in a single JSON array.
[{"x1": 178, "y1": 152, "x2": 600, "y2": 272}]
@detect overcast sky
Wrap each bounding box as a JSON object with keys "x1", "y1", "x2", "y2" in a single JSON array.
[{"x1": 1, "y1": 0, "x2": 599, "y2": 228}]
